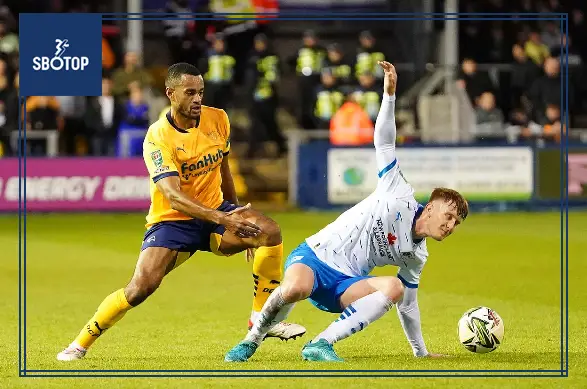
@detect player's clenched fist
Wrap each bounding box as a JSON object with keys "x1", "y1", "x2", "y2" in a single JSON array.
[
  {"x1": 222, "y1": 203, "x2": 262, "y2": 238},
  {"x1": 378, "y1": 61, "x2": 397, "y2": 96}
]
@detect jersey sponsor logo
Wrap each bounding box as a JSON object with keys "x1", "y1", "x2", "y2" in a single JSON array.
[
  {"x1": 372, "y1": 218, "x2": 392, "y2": 258},
  {"x1": 180, "y1": 148, "x2": 224, "y2": 180},
  {"x1": 150, "y1": 150, "x2": 163, "y2": 168},
  {"x1": 387, "y1": 233, "x2": 397, "y2": 245}
]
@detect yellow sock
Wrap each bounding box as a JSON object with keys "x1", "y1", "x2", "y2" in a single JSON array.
[
  {"x1": 251, "y1": 243, "x2": 284, "y2": 315},
  {"x1": 73, "y1": 288, "x2": 132, "y2": 349}
]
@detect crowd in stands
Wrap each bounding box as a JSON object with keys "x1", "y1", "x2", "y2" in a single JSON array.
[
  {"x1": 457, "y1": 0, "x2": 587, "y2": 144},
  {"x1": 0, "y1": 0, "x2": 585, "y2": 159}
]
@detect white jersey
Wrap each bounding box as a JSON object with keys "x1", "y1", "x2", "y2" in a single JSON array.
[
  {"x1": 305, "y1": 93, "x2": 430, "y2": 357},
  {"x1": 305, "y1": 94, "x2": 428, "y2": 288}
]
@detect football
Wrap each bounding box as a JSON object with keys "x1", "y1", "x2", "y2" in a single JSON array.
[{"x1": 457, "y1": 306, "x2": 505, "y2": 353}]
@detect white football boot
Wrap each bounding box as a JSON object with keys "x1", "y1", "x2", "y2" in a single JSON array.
[
  {"x1": 56, "y1": 344, "x2": 87, "y2": 361},
  {"x1": 265, "y1": 322, "x2": 307, "y2": 341}
]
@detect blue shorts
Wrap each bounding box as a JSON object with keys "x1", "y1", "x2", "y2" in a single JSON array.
[
  {"x1": 284, "y1": 242, "x2": 373, "y2": 314},
  {"x1": 141, "y1": 200, "x2": 238, "y2": 255}
]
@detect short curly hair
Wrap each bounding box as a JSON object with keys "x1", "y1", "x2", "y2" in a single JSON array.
[
  {"x1": 429, "y1": 188, "x2": 469, "y2": 220},
  {"x1": 165, "y1": 63, "x2": 201, "y2": 88}
]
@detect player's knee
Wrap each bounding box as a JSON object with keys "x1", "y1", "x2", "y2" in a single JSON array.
[
  {"x1": 381, "y1": 277, "x2": 404, "y2": 303},
  {"x1": 259, "y1": 219, "x2": 282, "y2": 247},
  {"x1": 280, "y1": 280, "x2": 312, "y2": 303},
  {"x1": 125, "y1": 276, "x2": 162, "y2": 306}
]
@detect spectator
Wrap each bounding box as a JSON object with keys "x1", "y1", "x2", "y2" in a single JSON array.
[
  {"x1": 0, "y1": 71, "x2": 12, "y2": 157},
  {"x1": 354, "y1": 30, "x2": 385, "y2": 81},
  {"x1": 55, "y1": 96, "x2": 86, "y2": 156},
  {"x1": 246, "y1": 33, "x2": 286, "y2": 158},
  {"x1": 25, "y1": 96, "x2": 63, "y2": 156},
  {"x1": 323, "y1": 43, "x2": 353, "y2": 92},
  {"x1": 200, "y1": 34, "x2": 235, "y2": 110},
  {"x1": 456, "y1": 58, "x2": 494, "y2": 104},
  {"x1": 311, "y1": 70, "x2": 344, "y2": 130},
  {"x1": 329, "y1": 94, "x2": 374, "y2": 146},
  {"x1": 0, "y1": 5, "x2": 16, "y2": 32},
  {"x1": 0, "y1": 20, "x2": 18, "y2": 57},
  {"x1": 111, "y1": 51, "x2": 154, "y2": 98},
  {"x1": 1, "y1": 70, "x2": 18, "y2": 156},
  {"x1": 475, "y1": 91, "x2": 504, "y2": 125},
  {"x1": 506, "y1": 107, "x2": 542, "y2": 143},
  {"x1": 542, "y1": 104, "x2": 565, "y2": 143},
  {"x1": 84, "y1": 77, "x2": 123, "y2": 156},
  {"x1": 526, "y1": 57, "x2": 567, "y2": 124},
  {"x1": 540, "y1": 21, "x2": 562, "y2": 52},
  {"x1": 123, "y1": 83, "x2": 150, "y2": 128},
  {"x1": 351, "y1": 72, "x2": 381, "y2": 122},
  {"x1": 524, "y1": 31, "x2": 550, "y2": 66},
  {"x1": 570, "y1": 9, "x2": 587, "y2": 61},
  {"x1": 509, "y1": 107, "x2": 531, "y2": 128},
  {"x1": 510, "y1": 44, "x2": 541, "y2": 109},
  {"x1": 117, "y1": 82, "x2": 149, "y2": 157},
  {"x1": 26, "y1": 96, "x2": 63, "y2": 130},
  {"x1": 288, "y1": 30, "x2": 326, "y2": 130}
]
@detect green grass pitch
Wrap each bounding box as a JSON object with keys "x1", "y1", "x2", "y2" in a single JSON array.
[{"x1": 0, "y1": 210, "x2": 584, "y2": 388}]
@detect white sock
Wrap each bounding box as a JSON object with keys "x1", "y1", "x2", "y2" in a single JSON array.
[
  {"x1": 250, "y1": 310, "x2": 260, "y2": 325},
  {"x1": 312, "y1": 291, "x2": 394, "y2": 344},
  {"x1": 245, "y1": 287, "x2": 293, "y2": 345}
]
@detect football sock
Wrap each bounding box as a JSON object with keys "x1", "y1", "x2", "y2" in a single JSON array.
[
  {"x1": 250, "y1": 243, "x2": 283, "y2": 323},
  {"x1": 73, "y1": 288, "x2": 132, "y2": 349},
  {"x1": 313, "y1": 291, "x2": 394, "y2": 344},
  {"x1": 246, "y1": 287, "x2": 294, "y2": 345}
]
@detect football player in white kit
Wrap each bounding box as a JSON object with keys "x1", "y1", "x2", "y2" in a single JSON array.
[{"x1": 225, "y1": 61, "x2": 469, "y2": 362}]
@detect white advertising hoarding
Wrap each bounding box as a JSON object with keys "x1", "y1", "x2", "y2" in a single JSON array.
[{"x1": 327, "y1": 147, "x2": 534, "y2": 204}]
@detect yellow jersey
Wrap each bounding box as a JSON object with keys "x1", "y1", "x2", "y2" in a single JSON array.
[{"x1": 142, "y1": 106, "x2": 231, "y2": 227}]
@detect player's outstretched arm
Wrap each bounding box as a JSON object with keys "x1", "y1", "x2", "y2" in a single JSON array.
[
  {"x1": 156, "y1": 176, "x2": 260, "y2": 238},
  {"x1": 374, "y1": 61, "x2": 398, "y2": 152},
  {"x1": 396, "y1": 287, "x2": 429, "y2": 357}
]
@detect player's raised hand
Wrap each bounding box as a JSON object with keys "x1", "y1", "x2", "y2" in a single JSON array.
[
  {"x1": 378, "y1": 61, "x2": 397, "y2": 96},
  {"x1": 222, "y1": 203, "x2": 262, "y2": 238}
]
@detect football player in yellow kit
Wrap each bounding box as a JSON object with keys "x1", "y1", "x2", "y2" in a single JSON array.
[{"x1": 57, "y1": 63, "x2": 305, "y2": 361}]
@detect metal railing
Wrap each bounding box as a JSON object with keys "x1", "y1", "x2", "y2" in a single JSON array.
[{"x1": 10, "y1": 130, "x2": 59, "y2": 158}]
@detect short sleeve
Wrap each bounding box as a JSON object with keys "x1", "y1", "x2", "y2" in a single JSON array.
[
  {"x1": 220, "y1": 110, "x2": 231, "y2": 156},
  {"x1": 143, "y1": 131, "x2": 178, "y2": 183}
]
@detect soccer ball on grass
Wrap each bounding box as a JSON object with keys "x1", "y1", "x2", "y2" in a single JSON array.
[{"x1": 457, "y1": 306, "x2": 504, "y2": 353}]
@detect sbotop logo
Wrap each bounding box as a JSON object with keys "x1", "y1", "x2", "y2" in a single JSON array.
[{"x1": 32, "y1": 39, "x2": 89, "y2": 71}]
